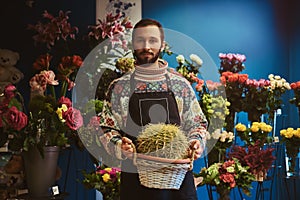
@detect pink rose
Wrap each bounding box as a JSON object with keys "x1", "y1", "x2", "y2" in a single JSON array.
[
  {"x1": 4, "y1": 106, "x2": 28, "y2": 131},
  {"x1": 63, "y1": 107, "x2": 83, "y2": 130},
  {"x1": 4, "y1": 84, "x2": 16, "y2": 100}
]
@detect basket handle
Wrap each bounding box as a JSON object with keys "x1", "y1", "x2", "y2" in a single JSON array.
[{"x1": 130, "y1": 143, "x2": 195, "y2": 170}]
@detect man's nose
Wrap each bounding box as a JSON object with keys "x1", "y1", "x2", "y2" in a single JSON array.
[{"x1": 143, "y1": 40, "x2": 151, "y2": 49}]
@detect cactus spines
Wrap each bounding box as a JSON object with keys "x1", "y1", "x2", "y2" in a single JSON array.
[{"x1": 136, "y1": 123, "x2": 189, "y2": 159}]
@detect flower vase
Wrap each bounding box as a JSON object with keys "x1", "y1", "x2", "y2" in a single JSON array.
[
  {"x1": 287, "y1": 155, "x2": 297, "y2": 175},
  {"x1": 286, "y1": 145, "x2": 299, "y2": 176},
  {"x1": 254, "y1": 170, "x2": 266, "y2": 182},
  {"x1": 216, "y1": 187, "x2": 230, "y2": 200},
  {"x1": 22, "y1": 146, "x2": 60, "y2": 197}
]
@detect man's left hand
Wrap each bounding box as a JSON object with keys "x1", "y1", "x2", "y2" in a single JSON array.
[{"x1": 188, "y1": 140, "x2": 203, "y2": 160}]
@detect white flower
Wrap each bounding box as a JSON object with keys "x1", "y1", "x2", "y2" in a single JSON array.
[
  {"x1": 274, "y1": 75, "x2": 281, "y2": 80},
  {"x1": 189, "y1": 54, "x2": 203, "y2": 66},
  {"x1": 176, "y1": 55, "x2": 185, "y2": 64},
  {"x1": 284, "y1": 82, "x2": 291, "y2": 90},
  {"x1": 268, "y1": 74, "x2": 274, "y2": 80},
  {"x1": 211, "y1": 129, "x2": 221, "y2": 140}
]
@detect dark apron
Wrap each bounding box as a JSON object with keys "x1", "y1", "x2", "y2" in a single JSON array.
[{"x1": 120, "y1": 73, "x2": 197, "y2": 200}]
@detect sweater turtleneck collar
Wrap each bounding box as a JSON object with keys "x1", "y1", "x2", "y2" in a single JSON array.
[{"x1": 134, "y1": 59, "x2": 168, "y2": 82}]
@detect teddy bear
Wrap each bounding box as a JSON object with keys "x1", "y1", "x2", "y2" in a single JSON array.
[{"x1": 0, "y1": 48, "x2": 24, "y2": 100}]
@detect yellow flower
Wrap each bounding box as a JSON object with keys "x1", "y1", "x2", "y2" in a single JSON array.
[
  {"x1": 280, "y1": 129, "x2": 286, "y2": 137},
  {"x1": 56, "y1": 104, "x2": 68, "y2": 122},
  {"x1": 260, "y1": 124, "x2": 272, "y2": 132},
  {"x1": 235, "y1": 123, "x2": 246, "y2": 132},
  {"x1": 252, "y1": 122, "x2": 260, "y2": 126},
  {"x1": 250, "y1": 125, "x2": 259, "y2": 133},
  {"x1": 102, "y1": 173, "x2": 111, "y2": 183},
  {"x1": 296, "y1": 129, "x2": 300, "y2": 138},
  {"x1": 285, "y1": 130, "x2": 294, "y2": 138},
  {"x1": 104, "y1": 168, "x2": 112, "y2": 172}
]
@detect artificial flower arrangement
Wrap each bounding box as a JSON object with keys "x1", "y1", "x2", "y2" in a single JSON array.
[
  {"x1": 82, "y1": 165, "x2": 121, "y2": 200},
  {"x1": 235, "y1": 122, "x2": 273, "y2": 147},
  {"x1": 0, "y1": 56, "x2": 84, "y2": 155},
  {"x1": 228, "y1": 140, "x2": 275, "y2": 182},
  {"x1": 279, "y1": 127, "x2": 300, "y2": 173},
  {"x1": 195, "y1": 158, "x2": 255, "y2": 199},
  {"x1": 0, "y1": 9, "x2": 86, "y2": 155}
]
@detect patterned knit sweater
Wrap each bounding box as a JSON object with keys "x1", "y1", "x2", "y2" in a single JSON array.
[{"x1": 100, "y1": 60, "x2": 208, "y2": 158}]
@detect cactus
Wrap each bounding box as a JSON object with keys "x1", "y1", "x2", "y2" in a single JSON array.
[{"x1": 136, "y1": 123, "x2": 189, "y2": 159}]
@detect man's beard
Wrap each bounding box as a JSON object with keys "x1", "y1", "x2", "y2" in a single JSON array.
[{"x1": 133, "y1": 49, "x2": 161, "y2": 66}]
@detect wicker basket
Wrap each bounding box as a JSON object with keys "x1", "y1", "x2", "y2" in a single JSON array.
[{"x1": 132, "y1": 151, "x2": 194, "y2": 190}]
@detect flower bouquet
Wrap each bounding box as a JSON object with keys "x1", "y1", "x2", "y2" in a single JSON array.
[
  {"x1": 206, "y1": 129, "x2": 234, "y2": 165},
  {"x1": 82, "y1": 166, "x2": 121, "y2": 200},
  {"x1": 235, "y1": 122, "x2": 273, "y2": 147},
  {"x1": 243, "y1": 78, "x2": 270, "y2": 122},
  {"x1": 220, "y1": 71, "x2": 248, "y2": 132},
  {"x1": 280, "y1": 127, "x2": 300, "y2": 174},
  {"x1": 289, "y1": 81, "x2": 300, "y2": 122},
  {"x1": 175, "y1": 54, "x2": 203, "y2": 83},
  {"x1": 196, "y1": 158, "x2": 255, "y2": 199},
  {"x1": 229, "y1": 140, "x2": 275, "y2": 181},
  {"x1": 266, "y1": 74, "x2": 290, "y2": 122},
  {"x1": 218, "y1": 53, "x2": 246, "y2": 74}
]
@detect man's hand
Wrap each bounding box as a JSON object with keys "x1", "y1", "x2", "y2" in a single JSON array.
[
  {"x1": 188, "y1": 140, "x2": 203, "y2": 160},
  {"x1": 121, "y1": 137, "x2": 134, "y2": 158}
]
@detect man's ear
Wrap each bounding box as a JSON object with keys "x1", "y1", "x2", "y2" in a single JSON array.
[{"x1": 160, "y1": 41, "x2": 166, "y2": 51}]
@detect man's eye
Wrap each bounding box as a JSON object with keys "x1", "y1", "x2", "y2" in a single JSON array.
[{"x1": 149, "y1": 39, "x2": 158, "y2": 43}]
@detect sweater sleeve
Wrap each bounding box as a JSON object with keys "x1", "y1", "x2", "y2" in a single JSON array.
[{"x1": 179, "y1": 79, "x2": 208, "y2": 148}]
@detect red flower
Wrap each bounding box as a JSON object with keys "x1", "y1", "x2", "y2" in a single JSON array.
[
  {"x1": 4, "y1": 106, "x2": 28, "y2": 131},
  {"x1": 63, "y1": 107, "x2": 83, "y2": 130},
  {"x1": 33, "y1": 54, "x2": 52, "y2": 71},
  {"x1": 220, "y1": 173, "x2": 236, "y2": 188},
  {"x1": 58, "y1": 96, "x2": 72, "y2": 108}
]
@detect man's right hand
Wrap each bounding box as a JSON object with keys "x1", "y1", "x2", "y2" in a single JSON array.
[{"x1": 121, "y1": 137, "x2": 134, "y2": 157}]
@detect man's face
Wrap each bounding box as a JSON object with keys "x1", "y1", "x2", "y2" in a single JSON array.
[{"x1": 132, "y1": 25, "x2": 163, "y2": 65}]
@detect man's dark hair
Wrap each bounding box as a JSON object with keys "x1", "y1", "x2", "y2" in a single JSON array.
[{"x1": 132, "y1": 18, "x2": 164, "y2": 42}]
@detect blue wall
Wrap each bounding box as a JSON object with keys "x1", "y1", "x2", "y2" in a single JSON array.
[{"x1": 142, "y1": 0, "x2": 299, "y2": 199}]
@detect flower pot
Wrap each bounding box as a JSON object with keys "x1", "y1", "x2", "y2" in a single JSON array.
[{"x1": 22, "y1": 146, "x2": 60, "y2": 197}]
